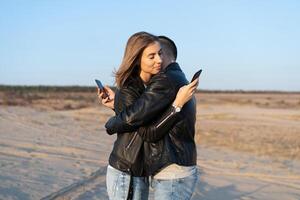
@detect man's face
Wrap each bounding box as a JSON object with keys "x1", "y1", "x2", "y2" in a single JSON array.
[{"x1": 161, "y1": 49, "x2": 174, "y2": 69}]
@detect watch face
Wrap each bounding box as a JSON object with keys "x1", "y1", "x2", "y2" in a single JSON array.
[
  {"x1": 172, "y1": 105, "x2": 181, "y2": 113},
  {"x1": 175, "y1": 106, "x2": 181, "y2": 112}
]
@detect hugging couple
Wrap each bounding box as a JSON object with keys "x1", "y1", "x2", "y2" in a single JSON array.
[{"x1": 98, "y1": 31, "x2": 200, "y2": 200}]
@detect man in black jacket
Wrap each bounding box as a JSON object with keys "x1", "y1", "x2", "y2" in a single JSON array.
[{"x1": 104, "y1": 36, "x2": 198, "y2": 199}]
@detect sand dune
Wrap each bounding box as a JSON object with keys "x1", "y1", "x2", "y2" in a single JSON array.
[{"x1": 1, "y1": 91, "x2": 300, "y2": 199}]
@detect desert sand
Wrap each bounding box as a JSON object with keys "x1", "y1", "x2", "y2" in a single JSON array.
[{"x1": 0, "y1": 89, "x2": 300, "y2": 200}]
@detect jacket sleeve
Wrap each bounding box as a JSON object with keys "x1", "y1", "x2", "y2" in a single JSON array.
[
  {"x1": 105, "y1": 74, "x2": 177, "y2": 135},
  {"x1": 106, "y1": 87, "x2": 139, "y2": 135},
  {"x1": 136, "y1": 106, "x2": 183, "y2": 142}
]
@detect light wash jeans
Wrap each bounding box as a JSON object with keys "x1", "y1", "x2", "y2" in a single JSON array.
[
  {"x1": 106, "y1": 165, "x2": 149, "y2": 200},
  {"x1": 152, "y1": 169, "x2": 198, "y2": 200}
]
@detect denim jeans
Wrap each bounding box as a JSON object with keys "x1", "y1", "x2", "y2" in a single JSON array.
[
  {"x1": 106, "y1": 165, "x2": 149, "y2": 200},
  {"x1": 152, "y1": 169, "x2": 198, "y2": 200}
]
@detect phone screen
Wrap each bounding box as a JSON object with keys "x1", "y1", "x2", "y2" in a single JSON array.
[{"x1": 191, "y1": 69, "x2": 202, "y2": 82}]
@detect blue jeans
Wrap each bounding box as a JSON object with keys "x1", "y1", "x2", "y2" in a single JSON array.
[
  {"x1": 106, "y1": 165, "x2": 149, "y2": 200},
  {"x1": 152, "y1": 170, "x2": 198, "y2": 200}
]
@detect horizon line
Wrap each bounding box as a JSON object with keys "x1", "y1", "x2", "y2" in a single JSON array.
[{"x1": 0, "y1": 84, "x2": 299, "y2": 94}]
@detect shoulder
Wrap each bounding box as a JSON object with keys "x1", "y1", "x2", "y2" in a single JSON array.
[
  {"x1": 143, "y1": 72, "x2": 176, "y2": 98},
  {"x1": 115, "y1": 76, "x2": 145, "y2": 108},
  {"x1": 119, "y1": 76, "x2": 144, "y2": 96},
  {"x1": 147, "y1": 62, "x2": 183, "y2": 91},
  {"x1": 163, "y1": 62, "x2": 189, "y2": 88}
]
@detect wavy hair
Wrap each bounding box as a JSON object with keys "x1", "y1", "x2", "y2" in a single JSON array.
[{"x1": 115, "y1": 31, "x2": 159, "y2": 88}]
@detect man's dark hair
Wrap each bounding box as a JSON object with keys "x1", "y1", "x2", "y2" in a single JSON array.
[{"x1": 158, "y1": 35, "x2": 177, "y2": 60}]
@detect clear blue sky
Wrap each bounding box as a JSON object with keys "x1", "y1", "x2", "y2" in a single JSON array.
[{"x1": 1, "y1": 0, "x2": 299, "y2": 91}]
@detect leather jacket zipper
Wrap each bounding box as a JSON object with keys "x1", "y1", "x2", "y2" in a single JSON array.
[
  {"x1": 155, "y1": 110, "x2": 175, "y2": 128},
  {"x1": 126, "y1": 132, "x2": 137, "y2": 150}
]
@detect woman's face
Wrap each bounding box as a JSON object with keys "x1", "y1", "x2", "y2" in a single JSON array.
[{"x1": 139, "y1": 41, "x2": 162, "y2": 82}]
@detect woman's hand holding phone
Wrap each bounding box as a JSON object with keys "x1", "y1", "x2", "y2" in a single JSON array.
[
  {"x1": 172, "y1": 69, "x2": 202, "y2": 108},
  {"x1": 173, "y1": 76, "x2": 199, "y2": 108},
  {"x1": 95, "y1": 79, "x2": 115, "y2": 110},
  {"x1": 191, "y1": 69, "x2": 202, "y2": 82}
]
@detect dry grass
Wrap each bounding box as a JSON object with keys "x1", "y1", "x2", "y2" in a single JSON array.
[
  {"x1": 1, "y1": 86, "x2": 300, "y2": 160},
  {"x1": 195, "y1": 92, "x2": 300, "y2": 160},
  {"x1": 0, "y1": 86, "x2": 103, "y2": 111}
]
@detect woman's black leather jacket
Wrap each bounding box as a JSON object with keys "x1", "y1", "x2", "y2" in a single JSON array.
[
  {"x1": 107, "y1": 63, "x2": 197, "y2": 176},
  {"x1": 108, "y1": 75, "x2": 182, "y2": 176}
]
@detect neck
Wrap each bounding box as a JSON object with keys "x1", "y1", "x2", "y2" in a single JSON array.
[{"x1": 139, "y1": 71, "x2": 152, "y2": 84}]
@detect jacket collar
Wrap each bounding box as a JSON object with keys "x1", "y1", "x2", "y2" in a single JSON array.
[{"x1": 164, "y1": 62, "x2": 182, "y2": 72}]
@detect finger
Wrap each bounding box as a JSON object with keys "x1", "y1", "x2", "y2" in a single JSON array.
[
  {"x1": 191, "y1": 84, "x2": 198, "y2": 89},
  {"x1": 104, "y1": 86, "x2": 114, "y2": 94},
  {"x1": 186, "y1": 82, "x2": 195, "y2": 90},
  {"x1": 102, "y1": 99, "x2": 108, "y2": 104},
  {"x1": 98, "y1": 92, "x2": 103, "y2": 98},
  {"x1": 97, "y1": 91, "x2": 102, "y2": 98},
  {"x1": 101, "y1": 99, "x2": 107, "y2": 104},
  {"x1": 98, "y1": 91, "x2": 107, "y2": 99},
  {"x1": 98, "y1": 96, "x2": 104, "y2": 103},
  {"x1": 104, "y1": 85, "x2": 112, "y2": 91},
  {"x1": 189, "y1": 86, "x2": 197, "y2": 94},
  {"x1": 102, "y1": 96, "x2": 110, "y2": 103},
  {"x1": 190, "y1": 78, "x2": 199, "y2": 87},
  {"x1": 195, "y1": 78, "x2": 200, "y2": 87},
  {"x1": 188, "y1": 86, "x2": 197, "y2": 93},
  {"x1": 98, "y1": 88, "x2": 103, "y2": 95},
  {"x1": 190, "y1": 81, "x2": 199, "y2": 91}
]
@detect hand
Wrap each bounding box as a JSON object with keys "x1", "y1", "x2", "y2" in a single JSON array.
[
  {"x1": 97, "y1": 86, "x2": 115, "y2": 110},
  {"x1": 173, "y1": 78, "x2": 199, "y2": 108}
]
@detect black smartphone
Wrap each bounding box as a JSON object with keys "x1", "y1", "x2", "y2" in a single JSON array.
[
  {"x1": 95, "y1": 79, "x2": 104, "y2": 89},
  {"x1": 95, "y1": 79, "x2": 109, "y2": 99},
  {"x1": 191, "y1": 69, "x2": 202, "y2": 82}
]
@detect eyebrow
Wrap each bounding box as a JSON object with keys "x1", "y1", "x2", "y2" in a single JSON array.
[{"x1": 147, "y1": 48, "x2": 162, "y2": 57}]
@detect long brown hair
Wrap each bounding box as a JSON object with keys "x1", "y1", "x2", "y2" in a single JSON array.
[{"x1": 115, "y1": 31, "x2": 159, "y2": 88}]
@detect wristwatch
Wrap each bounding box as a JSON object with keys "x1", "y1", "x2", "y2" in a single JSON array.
[{"x1": 172, "y1": 104, "x2": 182, "y2": 113}]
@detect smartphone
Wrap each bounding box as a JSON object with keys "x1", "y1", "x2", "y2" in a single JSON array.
[
  {"x1": 95, "y1": 79, "x2": 109, "y2": 99},
  {"x1": 95, "y1": 79, "x2": 104, "y2": 89},
  {"x1": 191, "y1": 69, "x2": 202, "y2": 82}
]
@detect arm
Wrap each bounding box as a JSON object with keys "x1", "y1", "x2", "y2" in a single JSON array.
[
  {"x1": 105, "y1": 74, "x2": 177, "y2": 134},
  {"x1": 106, "y1": 77, "x2": 199, "y2": 140},
  {"x1": 136, "y1": 79, "x2": 199, "y2": 142},
  {"x1": 136, "y1": 105, "x2": 182, "y2": 142},
  {"x1": 105, "y1": 86, "x2": 141, "y2": 135}
]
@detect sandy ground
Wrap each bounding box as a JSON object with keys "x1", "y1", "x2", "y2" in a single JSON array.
[{"x1": 0, "y1": 101, "x2": 300, "y2": 199}]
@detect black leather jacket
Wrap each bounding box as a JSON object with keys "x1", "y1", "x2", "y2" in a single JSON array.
[
  {"x1": 108, "y1": 75, "x2": 182, "y2": 176},
  {"x1": 106, "y1": 63, "x2": 197, "y2": 176}
]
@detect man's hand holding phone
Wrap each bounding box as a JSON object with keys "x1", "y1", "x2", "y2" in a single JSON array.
[{"x1": 95, "y1": 79, "x2": 115, "y2": 110}]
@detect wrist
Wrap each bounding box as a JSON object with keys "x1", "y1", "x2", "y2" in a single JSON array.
[
  {"x1": 172, "y1": 100, "x2": 183, "y2": 108},
  {"x1": 172, "y1": 104, "x2": 182, "y2": 113}
]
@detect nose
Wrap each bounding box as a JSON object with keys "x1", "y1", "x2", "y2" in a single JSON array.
[{"x1": 156, "y1": 54, "x2": 162, "y2": 64}]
